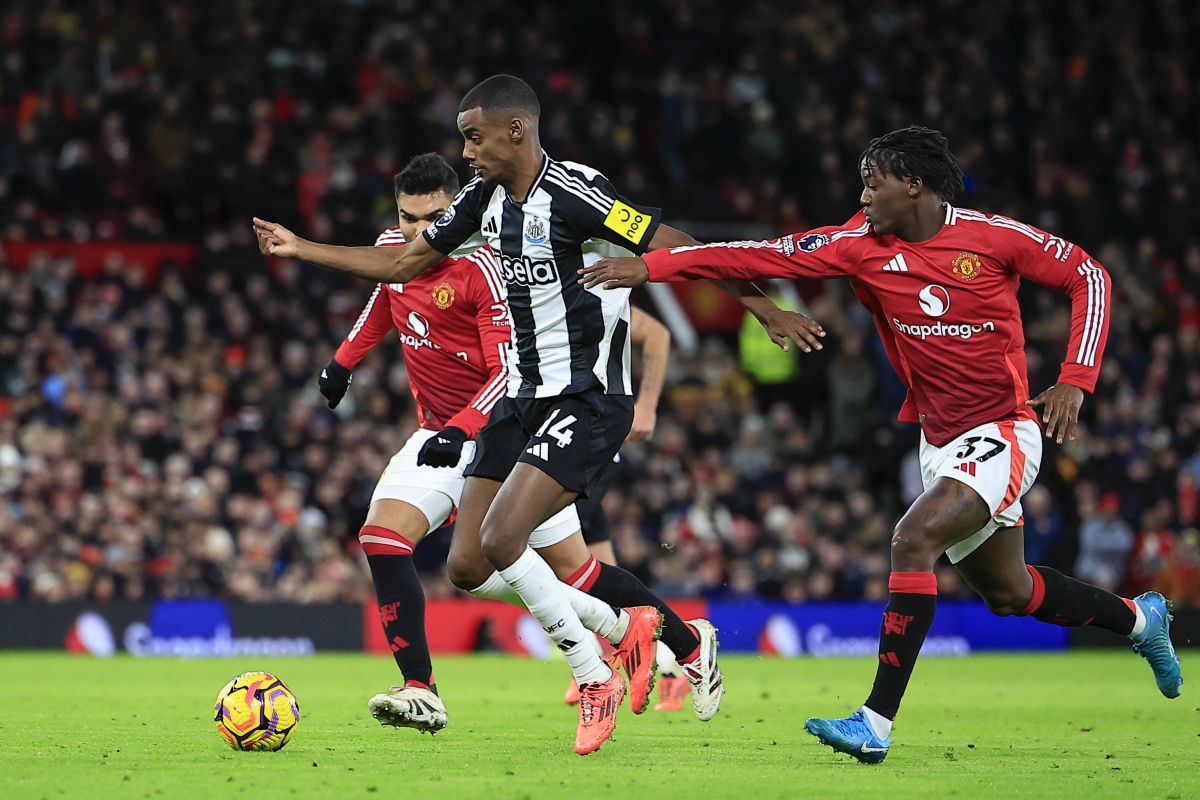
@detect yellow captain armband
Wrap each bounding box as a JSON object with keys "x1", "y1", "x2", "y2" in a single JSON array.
[{"x1": 603, "y1": 200, "x2": 651, "y2": 245}]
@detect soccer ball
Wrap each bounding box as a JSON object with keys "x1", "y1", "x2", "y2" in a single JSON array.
[{"x1": 213, "y1": 671, "x2": 300, "y2": 751}]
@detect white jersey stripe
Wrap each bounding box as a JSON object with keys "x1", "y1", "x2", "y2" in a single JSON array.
[
  {"x1": 1086, "y1": 262, "x2": 1102, "y2": 366},
  {"x1": 1076, "y1": 259, "x2": 1105, "y2": 367},
  {"x1": 472, "y1": 371, "x2": 508, "y2": 413},
  {"x1": 668, "y1": 239, "x2": 789, "y2": 256},
  {"x1": 471, "y1": 250, "x2": 506, "y2": 303},
  {"x1": 359, "y1": 535, "x2": 413, "y2": 554},
  {"x1": 831, "y1": 221, "x2": 871, "y2": 241},
  {"x1": 546, "y1": 164, "x2": 615, "y2": 213},
  {"x1": 543, "y1": 171, "x2": 609, "y2": 216},
  {"x1": 347, "y1": 285, "x2": 382, "y2": 341}
]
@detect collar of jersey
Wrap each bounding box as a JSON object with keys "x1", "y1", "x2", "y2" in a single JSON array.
[{"x1": 504, "y1": 151, "x2": 551, "y2": 207}]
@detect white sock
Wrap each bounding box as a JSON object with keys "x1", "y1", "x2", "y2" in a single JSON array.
[
  {"x1": 498, "y1": 550, "x2": 611, "y2": 685},
  {"x1": 1129, "y1": 602, "x2": 1148, "y2": 639},
  {"x1": 469, "y1": 570, "x2": 522, "y2": 605},
  {"x1": 562, "y1": 584, "x2": 628, "y2": 644},
  {"x1": 657, "y1": 640, "x2": 680, "y2": 676},
  {"x1": 862, "y1": 706, "x2": 893, "y2": 739},
  {"x1": 470, "y1": 557, "x2": 629, "y2": 644}
]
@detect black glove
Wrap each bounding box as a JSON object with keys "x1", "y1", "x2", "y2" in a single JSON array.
[
  {"x1": 318, "y1": 359, "x2": 353, "y2": 408},
  {"x1": 417, "y1": 427, "x2": 468, "y2": 468}
]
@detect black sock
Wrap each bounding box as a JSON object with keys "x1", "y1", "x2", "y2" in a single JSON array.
[
  {"x1": 865, "y1": 571, "x2": 938, "y2": 720},
  {"x1": 1023, "y1": 565, "x2": 1135, "y2": 636},
  {"x1": 569, "y1": 557, "x2": 701, "y2": 662},
  {"x1": 360, "y1": 525, "x2": 434, "y2": 689}
]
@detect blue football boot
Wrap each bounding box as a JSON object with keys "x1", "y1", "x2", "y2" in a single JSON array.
[
  {"x1": 805, "y1": 708, "x2": 891, "y2": 764},
  {"x1": 1131, "y1": 591, "x2": 1182, "y2": 699}
]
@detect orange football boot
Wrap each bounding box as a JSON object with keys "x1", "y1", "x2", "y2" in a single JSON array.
[
  {"x1": 574, "y1": 669, "x2": 625, "y2": 755},
  {"x1": 614, "y1": 606, "x2": 663, "y2": 714}
]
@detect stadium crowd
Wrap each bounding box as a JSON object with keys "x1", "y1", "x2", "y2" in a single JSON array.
[{"x1": 2, "y1": 0, "x2": 1199, "y2": 606}]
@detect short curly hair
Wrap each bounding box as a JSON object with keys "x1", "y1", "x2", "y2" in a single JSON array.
[{"x1": 859, "y1": 126, "x2": 964, "y2": 202}]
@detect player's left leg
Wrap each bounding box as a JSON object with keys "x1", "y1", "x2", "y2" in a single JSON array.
[
  {"x1": 480, "y1": 463, "x2": 624, "y2": 754},
  {"x1": 956, "y1": 525, "x2": 1182, "y2": 698}
]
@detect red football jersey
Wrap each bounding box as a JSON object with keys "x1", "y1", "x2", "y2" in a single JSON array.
[
  {"x1": 644, "y1": 206, "x2": 1111, "y2": 446},
  {"x1": 334, "y1": 228, "x2": 510, "y2": 437}
]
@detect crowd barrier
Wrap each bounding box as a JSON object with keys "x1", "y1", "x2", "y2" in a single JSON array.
[{"x1": 9, "y1": 598, "x2": 1188, "y2": 657}]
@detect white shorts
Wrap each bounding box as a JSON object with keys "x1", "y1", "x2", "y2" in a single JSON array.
[
  {"x1": 918, "y1": 418, "x2": 1042, "y2": 564},
  {"x1": 371, "y1": 428, "x2": 581, "y2": 544}
]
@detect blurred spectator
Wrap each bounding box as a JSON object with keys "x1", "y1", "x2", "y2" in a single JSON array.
[
  {"x1": 1, "y1": 0, "x2": 1199, "y2": 605},
  {"x1": 1075, "y1": 493, "x2": 1135, "y2": 592},
  {"x1": 1154, "y1": 529, "x2": 1200, "y2": 607}
]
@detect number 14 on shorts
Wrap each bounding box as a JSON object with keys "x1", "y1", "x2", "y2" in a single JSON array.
[{"x1": 536, "y1": 409, "x2": 578, "y2": 448}]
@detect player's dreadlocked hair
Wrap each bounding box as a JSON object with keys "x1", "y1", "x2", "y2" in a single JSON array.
[
  {"x1": 458, "y1": 74, "x2": 541, "y2": 118},
  {"x1": 393, "y1": 153, "x2": 461, "y2": 198},
  {"x1": 859, "y1": 126, "x2": 964, "y2": 202}
]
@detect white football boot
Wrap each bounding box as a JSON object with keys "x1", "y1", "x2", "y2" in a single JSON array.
[
  {"x1": 368, "y1": 686, "x2": 448, "y2": 734},
  {"x1": 680, "y1": 618, "x2": 724, "y2": 721}
]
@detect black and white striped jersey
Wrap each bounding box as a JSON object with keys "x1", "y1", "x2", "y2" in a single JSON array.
[{"x1": 423, "y1": 153, "x2": 662, "y2": 399}]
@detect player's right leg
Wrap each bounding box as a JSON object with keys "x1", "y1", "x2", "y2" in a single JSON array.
[
  {"x1": 363, "y1": 429, "x2": 474, "y2": 734},
  {"x1": 807, "y1": 476, "x2": 989, "y2": 763},
  {"x1": 956, "y1": 526, "x2": 1182, "y2": 698},
  {"x1": 360, "y1": 498, "x2": 445, "y2": 733}
]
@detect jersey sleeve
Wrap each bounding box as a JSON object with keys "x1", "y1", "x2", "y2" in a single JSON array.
[
  {"x1": 332, "y1": 228, "x2": 406, "y2": 368},
  {"x1": 442, "y1": 247, "x2": 512, "y2": 438},
  {"x1": 422, "y1": 176, "x2": 488, "y2": 255},
  {"x1": 544, "y1": 161, "x2": 662, "y2": 255},
  {"x1": 1000, "y1": 221, "x2": 1111, "y2": 392},
  {"x1": 643, "y1": 212, "x2": 868, "y2": 282},
  {"x1": 334, "y1": 284, "x2": 393, "y2": 369}
]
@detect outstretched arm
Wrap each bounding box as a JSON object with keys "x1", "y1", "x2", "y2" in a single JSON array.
[
  {"x1": 253, "y1": 217, "x2": 444, "y2": 283},
  {"x1": 646, "y1": 226, "x2": 826, "y2": 352}
]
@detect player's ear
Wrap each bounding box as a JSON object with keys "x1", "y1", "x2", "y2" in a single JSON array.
[
  {"x1": 907, "y1": 175, "x2": 923, "y2": 198},
  {"x1": 510, "y1": 117, "x2": 524, "y2": 144}
]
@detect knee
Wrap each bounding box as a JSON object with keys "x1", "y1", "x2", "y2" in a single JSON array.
[
  {"x1": 890, "y1": 519, "x2": 939, "y2": 566},
  {"x1": 446, "y1": 552, "x2": 490, "y2": 592},
  {"x1": 980, "y1": 586, "x2": 1030, "y2": 617},
  {"x1": 477, "y1": 525, "x2": 511, "y2": 568}
]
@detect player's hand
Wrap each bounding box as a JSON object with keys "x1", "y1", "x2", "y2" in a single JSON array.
[
  {"x1": 252, "y1": 217, "x2": 300, "y2": 258},
  {"x1": 417, "y1": 427, "x2": 468, "y2": 468},
  {"x1": 578, "y1": 257, "x2": 650, "y2": 289},
  {"x1": 318, "y1": 359, "x2": 353, "y2": 409},
  {"x1": 1026, "y1": 382, "x2": 1085, "y2": 444},
  {"x1": 761, "y1": 309, "x2": 826, "y2": 353},
  {"x1": 626, "y1": 403, "x2": 657, "y2": 443}
]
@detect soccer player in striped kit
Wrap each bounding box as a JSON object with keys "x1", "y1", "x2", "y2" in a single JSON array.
[
  {"x1": 581, "y1": 126, "x2": 1182, "y2": 763},
  {"x1": 317, "y1": 153, "x2": 665, "y2": 737},
  {"x1": 255, "y1": 75, "x2": 825, "y2": 754}
]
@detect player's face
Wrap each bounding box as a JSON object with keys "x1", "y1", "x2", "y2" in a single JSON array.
[
  {"x1": 859, "y1": 165, "x2": 913, "y2": 235},
  {"x1": 457, "y1": 106, "x2": 515, "y2": 184},
  {"x1": 395, "y1": 191, "x2": 454, "y2": 243}
]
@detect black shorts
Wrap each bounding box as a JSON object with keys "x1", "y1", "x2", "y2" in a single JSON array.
[
  {"x1": 464, "y1": 388, "x2": 633, "y2": 498},
  {"x1": 575, "y1": 455, "x2": 620, "y2": 544}
]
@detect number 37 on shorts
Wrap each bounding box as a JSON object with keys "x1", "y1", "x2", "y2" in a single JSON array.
[{"x1": 920, "y1": 418, "x2": 1044, "y2": 520}]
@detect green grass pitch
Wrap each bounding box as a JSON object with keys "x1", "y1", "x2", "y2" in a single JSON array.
[{"x1": 0, "y1": 652, "x2": 1194, "y2": 799}]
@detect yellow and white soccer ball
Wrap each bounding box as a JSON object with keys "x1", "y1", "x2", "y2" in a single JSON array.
[{"x1": 213, "y1": 671, "x2": 300, "y2": 751}]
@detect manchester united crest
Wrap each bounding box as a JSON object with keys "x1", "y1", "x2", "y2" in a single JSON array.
[
  {"x1": 951, "y1": 251, "x2": 982, "y2": 281},
  {"x1": 432, "y1": 282, "x2": 456, "y2": 309}
]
